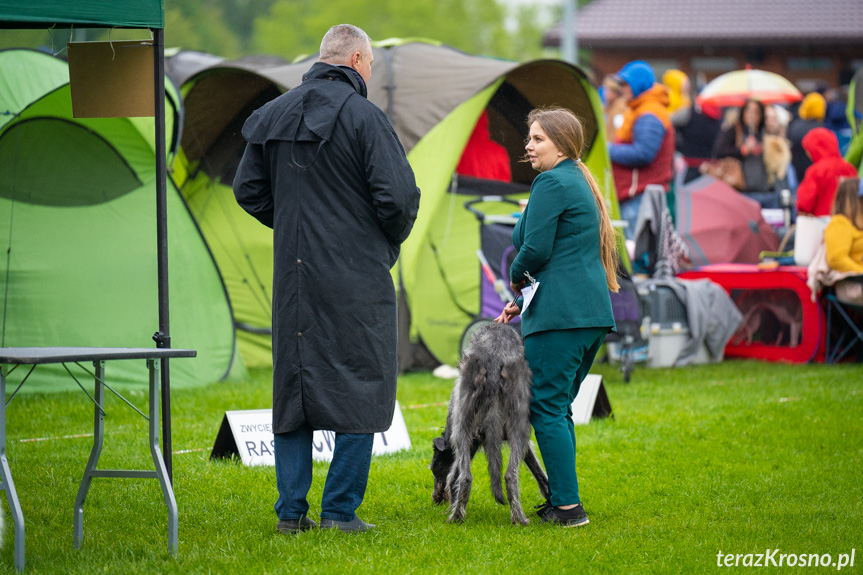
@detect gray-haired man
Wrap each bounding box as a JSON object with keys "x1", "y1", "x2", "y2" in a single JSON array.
[{"x1": 234, "y1": 24, "x2": 420, "y2": 534}]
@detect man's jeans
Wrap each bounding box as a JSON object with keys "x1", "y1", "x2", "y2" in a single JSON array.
[
  {"x1": 274, "y1": 424, "x2": 374, "y2": 523},
  {"x1": 619, "y1": 193, "x2": 644, "y2": 242}
]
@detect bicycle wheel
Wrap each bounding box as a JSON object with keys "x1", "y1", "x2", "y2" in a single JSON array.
[{"x1": 459, "y1": 317, "x2": 496, "y2": 357}]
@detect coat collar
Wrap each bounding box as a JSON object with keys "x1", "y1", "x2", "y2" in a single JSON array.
[
  {"x1": 302, "y1": 61, "x2": 367, "y2": 98},
  {"x1": 243, "y1": 62, "x2": 361, "y2": 146},
  {"x1": 550, "y1": 157, "x2": 577, "y2": 171}
]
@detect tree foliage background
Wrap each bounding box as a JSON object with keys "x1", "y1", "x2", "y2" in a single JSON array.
[{"x1": 0, "y1": 0, "x2": 561, "y2": 63}]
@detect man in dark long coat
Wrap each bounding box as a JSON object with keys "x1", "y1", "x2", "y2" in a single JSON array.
[{"x1": 233, "y1": 24, "x2": 420, "y2": 534}]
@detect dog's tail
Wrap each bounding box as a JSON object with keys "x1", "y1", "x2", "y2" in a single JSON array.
[
  {"x1": 483, "y1": 359, "x2": 505, "y2": 403},
  {"x1": 459, "y1": 355, "x2": 504, "y2": 408}
]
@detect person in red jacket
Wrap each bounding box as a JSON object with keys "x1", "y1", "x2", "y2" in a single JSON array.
[
  {"x1": 456, "y1": 110, "x2": 512, "y2": 182},
  {"x1": 796, "y1": 127, "x2": 858, "y2": 216}
]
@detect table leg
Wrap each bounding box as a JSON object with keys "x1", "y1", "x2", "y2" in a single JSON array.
[
  {"x1": 73, "y1": 360, "x2": 105, "y2": 549},
  {"x1": 0, "y1": 367, "x2": 26, "y2": 571},
  {"x1": 148, "y1": 359, "x2": 177, "y2": 555}
]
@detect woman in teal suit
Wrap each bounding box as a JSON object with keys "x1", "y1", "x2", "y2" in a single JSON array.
[{"x1": 496, "y1": 108, "x2": 619, "y2": 527}]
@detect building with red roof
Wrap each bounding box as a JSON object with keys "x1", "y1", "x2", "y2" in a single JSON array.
[{"x1": 544, "y1": 0, "x2": 863, "y2": 90}]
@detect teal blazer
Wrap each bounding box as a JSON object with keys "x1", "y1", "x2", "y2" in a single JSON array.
[{"x1": 510, "y1": 158, "x2": 616, "y2": 337}]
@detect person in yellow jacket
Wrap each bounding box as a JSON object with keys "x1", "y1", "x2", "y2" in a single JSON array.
[
  {"x1": 824, "y1": 177, "x2": 863, "y2": 305},
  {"x1": 788, "y1": 92, "x2": 826, "y2": 181},
  {"x1": 662, "y1": 69, "x2": 692, "y2": 125},
  {"x1": 825, "y1": 177, "x2": 863, "y2": 274}
]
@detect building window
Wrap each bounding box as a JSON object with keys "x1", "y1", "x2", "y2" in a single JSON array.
[
  {"x1": 691, "y1": 57, "x2": 737, "y2": 72},
  {"x1": 787, "y1": 57, "x2": 833, "y2": 71},
  {"x1": 645, "y1": 59, "x2": 680, "y2": 77}
]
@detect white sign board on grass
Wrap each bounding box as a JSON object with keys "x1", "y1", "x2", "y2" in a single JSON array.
[
  {"x1": 210, "y1": 401, "x2": 411, "y2": 466},
  {"x1": 570, "y1": 374, "x2": 613, "y2": 425}
]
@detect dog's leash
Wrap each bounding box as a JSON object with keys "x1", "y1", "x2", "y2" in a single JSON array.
[{"x1": 505, "y1": 271, "x2": 537, "y2": 312}]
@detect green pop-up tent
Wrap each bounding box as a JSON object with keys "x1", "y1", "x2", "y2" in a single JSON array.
[
  {"x1": 370, "y1": 46, "x2": 620, "y2": 367},
  {"x1": 172, "y1": 40, "x2": 621, "y2": 369},
  {"x1": 1, "y1": 1, "x2": 187, "y2": 478},
  {"x1": 0, "y1": 48, "x2": 245, "y2": 390},
  {"x1": 172, "y1": 58, "x2": 287, "y2": 368},
  {"x1": 845, "y1": 67, "x2": 863, "y2": 175}
]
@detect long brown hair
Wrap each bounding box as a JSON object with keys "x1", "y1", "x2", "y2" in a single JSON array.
[
  {"x1": 833, "y1": 177, "x2": 863, "y2": 230},
  {"x1": 526, "y1": 108, "x2": 620, "y2": 292}
]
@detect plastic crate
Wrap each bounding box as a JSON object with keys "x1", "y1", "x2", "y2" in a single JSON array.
[
  {"x1": 639, "y1": 282, "x2": 688, "y2": 330},
  {"x1": 646, "y1": 324, "x2": 716, "y2": 367}
]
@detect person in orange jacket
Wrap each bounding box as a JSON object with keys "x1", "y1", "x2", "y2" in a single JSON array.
[{"x1": 609, "y1": 60, "x2": 675, "y2": 240}]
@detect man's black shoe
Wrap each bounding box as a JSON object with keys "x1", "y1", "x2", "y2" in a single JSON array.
[
  {"x1": 319, "y1": 516, "x2": 376, "y2": 533},
  {"x1": 277, "y1": 515, "x2": 316, "y2": 534}
]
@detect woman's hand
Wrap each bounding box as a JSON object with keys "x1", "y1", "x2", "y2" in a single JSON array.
[
  {"x1": 510, "y1": 280, "x2": 525, "y2": 297},
  {"x1": 494, "y1": 301, "x2": 522, "y2": 324},
  {"x1": 741, "y1": 134, "x2": 761, "y2": 155}
]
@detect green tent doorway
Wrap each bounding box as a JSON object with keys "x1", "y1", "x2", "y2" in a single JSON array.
[{"x1": 0, "y1": 49, "x2": 245, "y2": 391}]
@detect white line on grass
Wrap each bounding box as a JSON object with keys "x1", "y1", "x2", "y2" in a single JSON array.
[
  {"x1": 18, "y1": 434, "x2": 209, "y2": 456},
  {"x1": 19, "y1": 433, "x2": 93, "y2": 443},
  {"x1": 405, "y1": 402, "x2": 448, "y2": 409}
]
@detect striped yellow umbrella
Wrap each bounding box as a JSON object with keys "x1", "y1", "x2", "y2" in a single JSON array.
[{"x1": 696, "y1": 68, "x2": 802, "y2": 108}]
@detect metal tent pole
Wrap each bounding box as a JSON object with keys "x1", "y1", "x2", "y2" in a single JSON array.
[
  {"x1": 152, "y1": 27, "x2": 173, "y2": 484},
  {"x1": 562, "y1": 0, "x2": 578, "y2": 65}
]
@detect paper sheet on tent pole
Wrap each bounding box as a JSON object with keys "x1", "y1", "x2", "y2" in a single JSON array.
[{"x1": 67, "y1": 41, "x2": 155, "y2": 118}]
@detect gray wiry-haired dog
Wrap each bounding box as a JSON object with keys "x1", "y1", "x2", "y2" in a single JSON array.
[{"x1": 431, "y1": 322, "x2": 550, "y2": 525}]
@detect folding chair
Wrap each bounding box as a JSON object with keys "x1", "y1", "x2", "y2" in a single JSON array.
[{"x1": 823, "y1": 286, "x2": 863, "y2": 364}]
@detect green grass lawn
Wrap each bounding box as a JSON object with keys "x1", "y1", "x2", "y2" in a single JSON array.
[{"x1": 1, "y1": 359, "x2": 861, "y2": 574}]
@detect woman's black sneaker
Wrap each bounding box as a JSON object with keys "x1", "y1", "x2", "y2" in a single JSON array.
[
  {"x1": 537, "y1": 502, "x2": 589, "y2": 527},
  {"x1": 534, "y1": 500, "x2": 553, "y2": 517}
]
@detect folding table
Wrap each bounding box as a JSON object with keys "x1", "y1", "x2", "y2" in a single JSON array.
[{"x1": 0, "y1": 347, "x2": 196, "y2": 571}]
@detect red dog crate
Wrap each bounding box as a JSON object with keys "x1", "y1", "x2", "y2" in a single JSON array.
[{"x1": 679, "y1": 264, "x2": 825, "y2": 363}]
